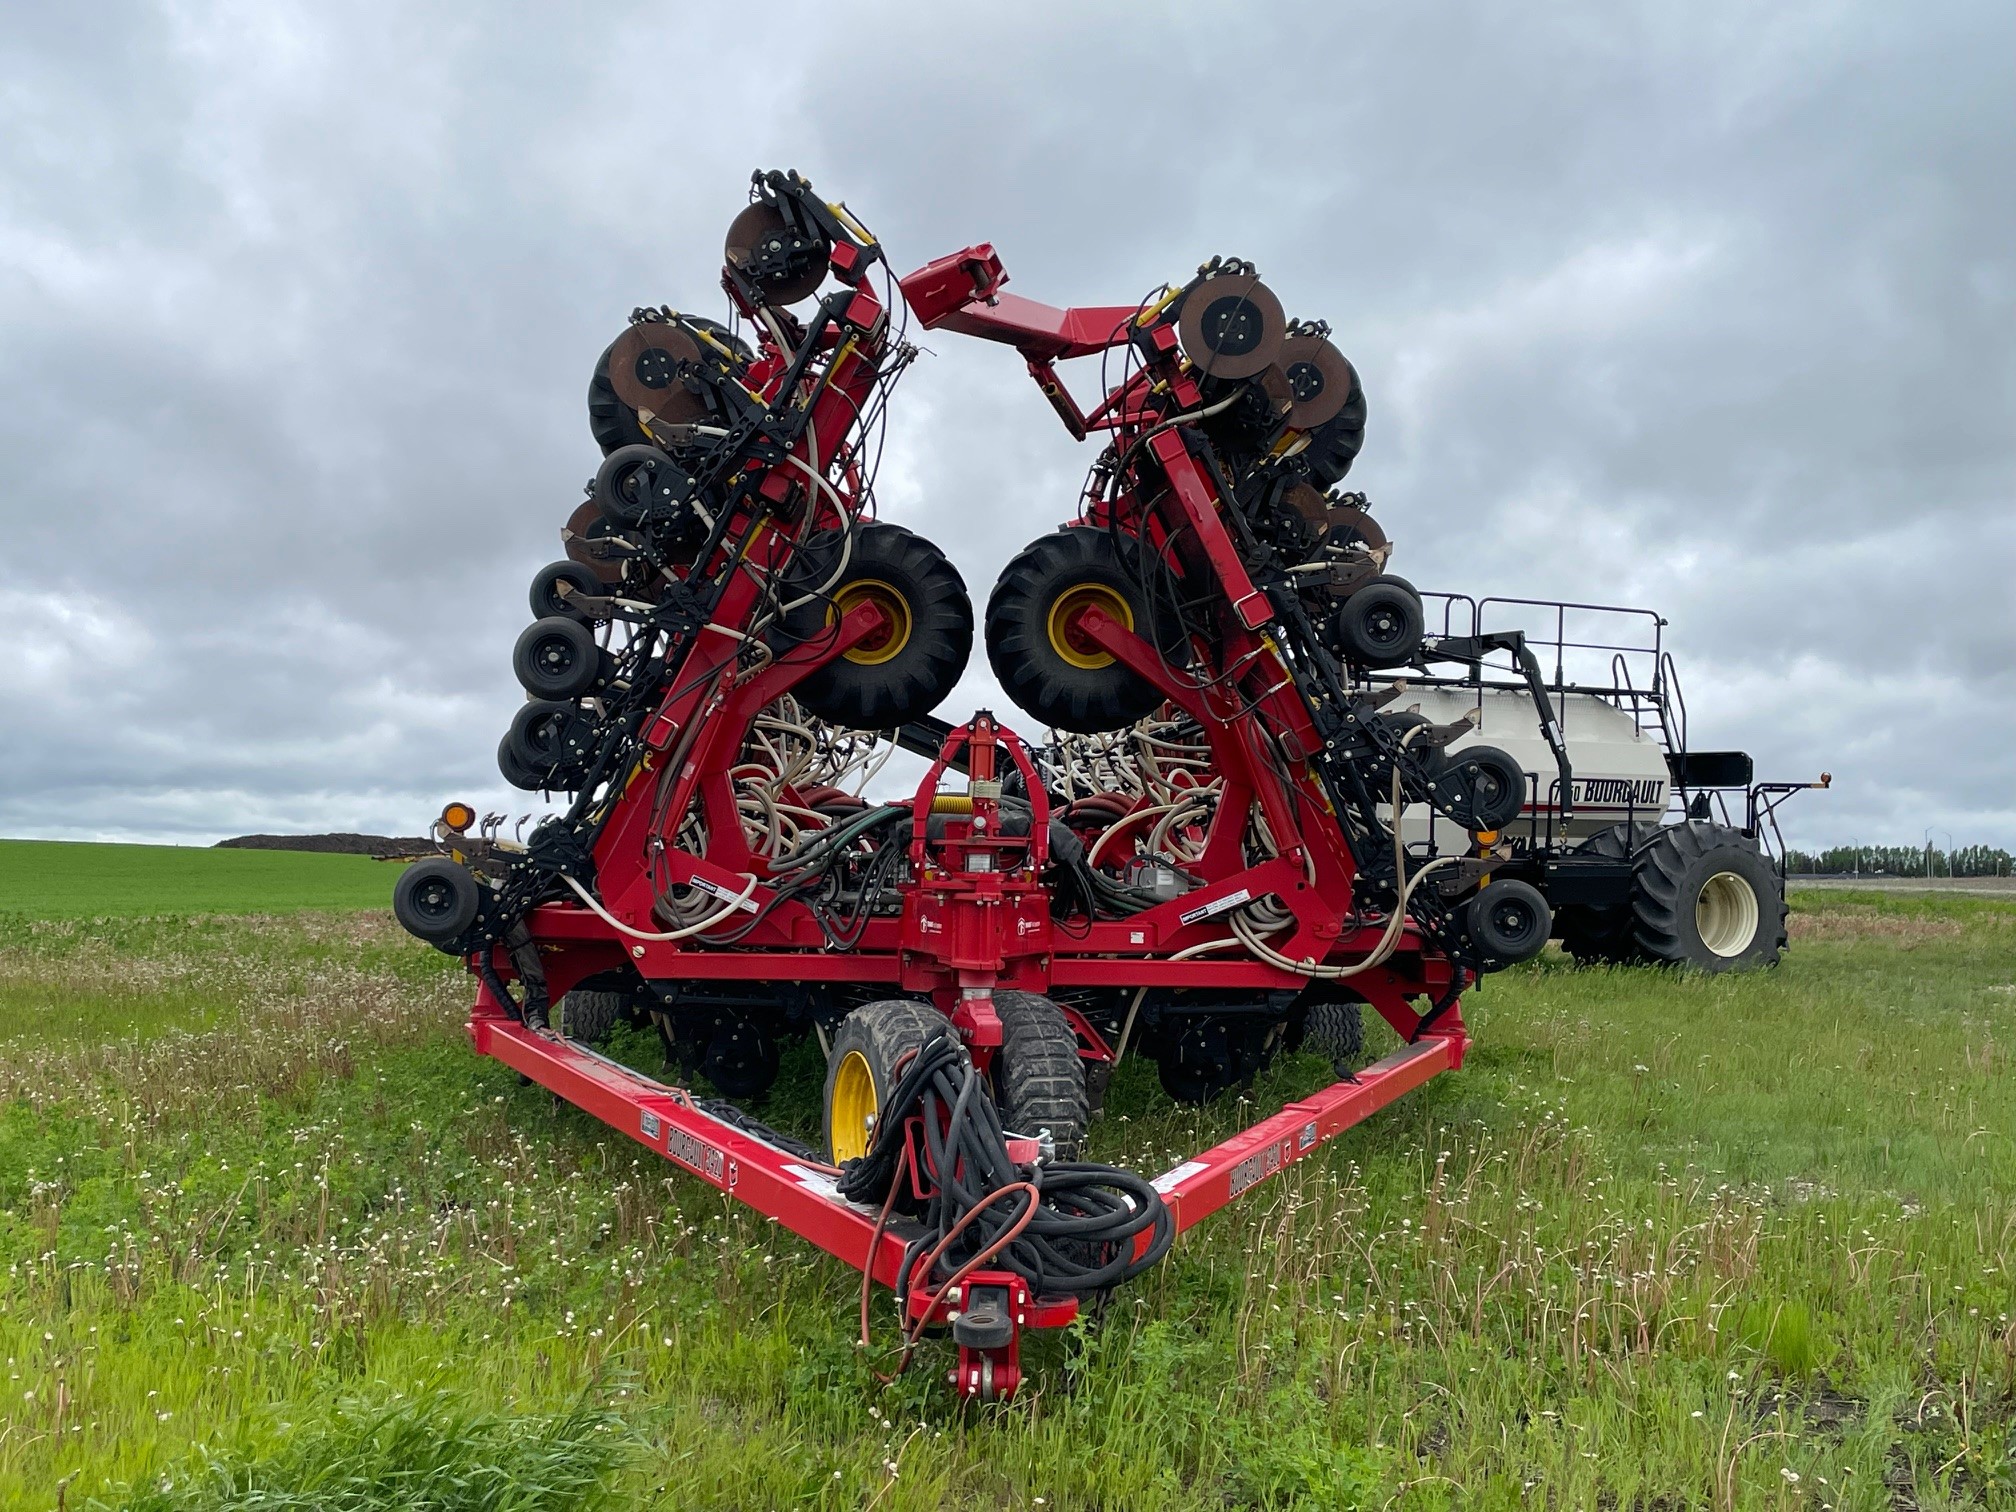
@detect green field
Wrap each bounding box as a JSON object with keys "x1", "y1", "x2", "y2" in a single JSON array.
[
  {"x1": 0, "y1": 840, "x2": 396, "y2": 919},
  {"x1": 0, "y1": 852, "x2": 2011, "y2": 1508}
]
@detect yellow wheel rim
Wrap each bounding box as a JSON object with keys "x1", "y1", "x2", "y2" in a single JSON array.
[
  {"x1": 1046, "y1": 582, "x2": 1134, "y2": 670},
  {"x1": 829, "y1": 1048, "x2": 879, "y2": 1162},
  {"x1": 829, "y1": 579, "x2": 912, "y2": 666}
]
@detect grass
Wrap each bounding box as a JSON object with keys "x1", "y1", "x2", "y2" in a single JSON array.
[
  {"x1": 0, "y1": 875, "x2": 2011, "y2": 1509},
  {"x1": 0, "y1": 840, "x2": 395, "y2": 920}
]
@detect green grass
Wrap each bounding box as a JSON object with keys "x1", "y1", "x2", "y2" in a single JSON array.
[
  {"x1": 0, "y1": 878, "x2": 2012, "y2": 1509},
  {"x1": 0, "y1": 840, "x2": 395, "y2": 920}
]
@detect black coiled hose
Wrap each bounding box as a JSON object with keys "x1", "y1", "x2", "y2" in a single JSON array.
[{"x1": 835, "y1": 1032, "x2": 1174, "y2": 1304}]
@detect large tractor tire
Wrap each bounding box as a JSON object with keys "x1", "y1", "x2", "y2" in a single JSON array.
[
  {"x1": 985, "y1": 526, "x2": 1173, "y2": 733},
  {"x1": 823, "y1": 999, "x2": 947, "y2": 1163},
  {"x1": 1631, "y1": 822, "x2": 1787, "y2": 972},
  {"x1": 1555, "y1": 821, "x2": 1661, "y2": 965},
  {"x1": 990, "y1": 990, "x2": 1090, "y2": 1160},
  {"x1": 791, "y1": 523, "x2": 972, "y2": 730}
]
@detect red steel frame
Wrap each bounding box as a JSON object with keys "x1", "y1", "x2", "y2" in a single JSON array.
[{"x1": 466, "y1": 219, "x2": 1472, "y2": 1397}]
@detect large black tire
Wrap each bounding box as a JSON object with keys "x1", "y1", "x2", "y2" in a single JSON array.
[
  {"x1": 558, "y1": 989, "x2": 628, "y2": 1045},
  {"x1": 1555, "y1": 822, "x2": 1660, "y2": 964},
  {"x1": 1299, "y1": 382, "x2": 1368, "y2": 488},
  {"x1": 986, "y1": 526, "x2": 1173, "y2": 733},
  {"x1": 392, "y1": 858, "x2": 481, "y2": 947},
  {"x1": 990, "y1": 990, "x2": 1089, "y2": 1160},
  {"x1": 791, "y1": 523, "x2": 972, "y2": 730},
  {"x1": 823, "y1": 999, "x2": 947, "y2": 1163},
  {"x1": 1632, "y1": 822, "x2": 1787, "y2": 972}
]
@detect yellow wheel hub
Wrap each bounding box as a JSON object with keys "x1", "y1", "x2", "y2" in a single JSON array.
[
  {"x1": 829, "y1": 1048, "x2": 879, "y2": 1162},
  {"x1": 830, "y1": 579, "x2": 912, "y2": 666},
  {"x1": 1047, "y1": 582, "x2": 1134, "y2": 670}
]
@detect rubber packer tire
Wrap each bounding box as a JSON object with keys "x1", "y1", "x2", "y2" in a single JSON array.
[
  {"x1": 1631, "y1": 821, "x2": 1788, "y2": 972},
  {"x1": 530, "y1": 560, "x2": 603, "y2": 623},
  {"x1": 793, "y1": 523, "x2": 973, "y2": 730},
  {"x1": 513, "y1": 616, "x2": 604, "y2": 700},
  {"x1": 989, "y1": 990, "x2": 1090, "y2": 1160},
  {"x1": 986, "y1": 526, "x2": 1169, "y2": 734},
  {"x1": 1302, "y1": 998, "x2": 1365, "y2": 1069},
  {"x1": 558, "y1": 989, "x2": 628, "y2": 1045},
  {"x1": 1331, "y1": 577, "x2": 1424, "y2": 669},
  {"x1": 823, "y1": 999, "x2": 947, "y2": 1163},
  {"x1": 1555, "y1": 821, "x2": 1661, "y2": 965},
  {"x1": 392, "y1": 857, "x2": 480, "y2": 947}
]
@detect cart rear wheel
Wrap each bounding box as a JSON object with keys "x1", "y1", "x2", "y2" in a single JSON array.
[
  {"x1": 823, "y1": 999, "x2": 947, "y2": 1164},
  {"x1": 1556, "y1": 822, "x2": 1660, "y2": 965},
  {"x1": 1631, "y1": 822, "x2": 1787, "y2": 972},
  {"x1": 990, "y1": 991, "x2": 1089, "y2": 1160}
]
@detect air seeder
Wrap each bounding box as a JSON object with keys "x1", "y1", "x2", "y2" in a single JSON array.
[{"x1": 394, "y1": 172, "x2": 1759, "y2": 1397}]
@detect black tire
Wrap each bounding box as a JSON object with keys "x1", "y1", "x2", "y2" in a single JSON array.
[
  {"x1": 593, "y1": 444, "x2": 687, "y2": 529},
  {"x1": 1330, "y1": 577, "x2": 1424, "y2": 668},
  {"x1": 1432, "y1": 744, "x2": 1528, "y2": 832},
  {"x1": 1632, "y1": 822, "x2": 1787, "y2": 972},
  {"x1": 1300, "y1": 385, "x2": 1368, "y2": 488},
  {"x1": 1555, "y1": 822, "x2": 1661, "y2": 964},
  {"x1": 530, "y1": 560, "x2": 604, "y2": 622},
  {"x1": 1372, "y1": 710, "x2": 1448, "y2": 788},
  {"x1": 823, "y1": 999, "x2": 948, "y2": 1163},
  {"x1": 791, "y1": 523, "x2": 972, "y2": 730},
  {"x1": 498, "y1": 731, "x2": 548, "y2": 792},
  {"x1": 986, "y1": 526, "x2": 1173, "y2": 733},
  {"x1": 1466, "y1": 878, "x2": 1552, "y2": 964},
  {"x1": 990, "y1": 990, "x2": 1089, "y2": 1160},
  {"x1": 507, "y1": 700, "x2": 591, "y2": 785},
  {"x1": 393, "y1": 858, "x2": 481, "y2": 947},
  {"x1": 512, "y1": 616, "x2": 603, "y2": 700},
  {"x1": 558, "y1": 988, "x2": 628, "y2": 1045},
  {"x1": 588, "y1": 324, "x2": 751, "y2": 456},
  {"x1": 1302, "y1": 997, "x2": 1365, "y2": 1069}
]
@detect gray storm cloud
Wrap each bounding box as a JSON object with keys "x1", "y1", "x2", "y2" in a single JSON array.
[{"x1": 1, "y1": 1, "x2": 2010, "y2": 847}]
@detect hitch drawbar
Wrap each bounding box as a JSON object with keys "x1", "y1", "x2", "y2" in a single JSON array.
[{"x1": 469, "y1": 997, "x2": 1462, "y2": 1400}]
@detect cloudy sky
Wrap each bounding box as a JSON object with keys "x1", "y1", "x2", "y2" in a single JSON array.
[{"x1": 2, "y1": 1, "x2": 2010, "y2": 851}]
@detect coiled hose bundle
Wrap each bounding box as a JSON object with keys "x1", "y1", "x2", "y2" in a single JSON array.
[{"x1": 835, "y1": 1030, "x2": 1174, "y2": 1372}]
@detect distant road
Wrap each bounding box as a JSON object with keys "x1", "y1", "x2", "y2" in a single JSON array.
[{"x1": 1791, "y1": 875, "x2": 2016, "y2": 898}]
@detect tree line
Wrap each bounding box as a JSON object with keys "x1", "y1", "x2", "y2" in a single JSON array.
[{"x1": 1783, "y1": 844, "x2": 2013, "y2": 877}]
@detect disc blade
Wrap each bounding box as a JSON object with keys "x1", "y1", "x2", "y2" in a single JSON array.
[
  {"x1": 725, "y1": 202, "x2": 830, "y2": 307},
  {"x1": 1277, "y1": 335, "x2": 1358, "y2": 430},
  {"x1": 1177, "y1": 273, "x2": 1285, "y2": 379},
  {"x1": 606, "y1": 321, "x2": 710, "y2": 424},
  {"x1": 562, "y1": 500, "x2": 629, "y2": 583}
]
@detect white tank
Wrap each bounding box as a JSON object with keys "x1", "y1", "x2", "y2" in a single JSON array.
[{"x1": 1386, "y1": 685, "x2": 1671, "y2": 852}]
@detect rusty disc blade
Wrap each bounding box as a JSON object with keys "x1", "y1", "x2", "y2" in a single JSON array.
[
  {"x1": 1177, "y1": 273, "x2": 1285, "y2": 379},
  {"x1": 606, "y1": 322, "x2": 710, "y2": 424},
  {"x1": 1278, "y1": 335, "x2": 1357, "y2": 430},
  {"x1": 725, "y1": 202, "x2": 830, "y2": 306},
  {"x1": 562, "y1": 500, "x2": 629, "y2": 583},
  {"x1": 1323, "y1": 504, "x2": 1388, "y2": 554},
  {"x1": 1282, "y1": 482, "x2": 1331, "y2": 530}
]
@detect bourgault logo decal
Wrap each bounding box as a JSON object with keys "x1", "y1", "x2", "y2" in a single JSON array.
[{"x1": 1571, "y1": 777, "x2": 1664, "y2": 807}]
